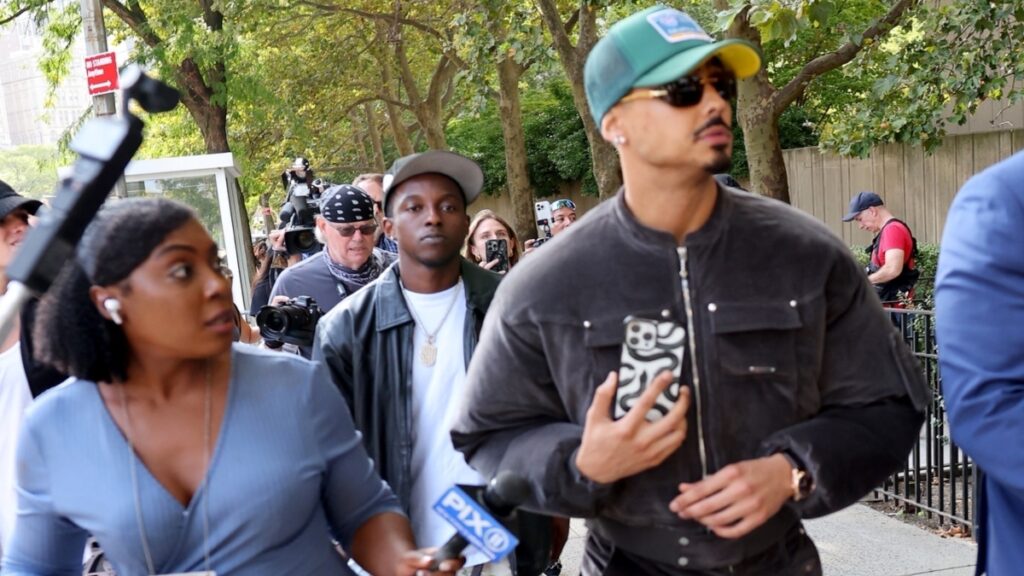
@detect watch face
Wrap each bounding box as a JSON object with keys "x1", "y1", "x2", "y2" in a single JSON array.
[{"x1": 794, "y1": 469, "x2": 813, "y2": 499}]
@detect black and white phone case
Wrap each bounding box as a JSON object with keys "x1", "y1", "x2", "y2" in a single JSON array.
[{"x1": 615, "y1": 316, "x2": 686, "y2": 422}]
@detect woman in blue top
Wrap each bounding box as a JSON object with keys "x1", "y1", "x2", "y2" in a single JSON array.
[{"x1": 2, "y1": 198, "x2": 462, "y2": 575}]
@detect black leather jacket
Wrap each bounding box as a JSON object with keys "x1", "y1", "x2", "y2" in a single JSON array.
[
  {"x1": 313, "y1": 259, "x2": 499, "y2": 508},
  {"x1": 452, "y1": 187, "x2": 929, "y2": 569}
]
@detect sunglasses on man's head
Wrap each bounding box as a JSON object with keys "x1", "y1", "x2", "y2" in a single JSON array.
[
  {"x1": 332, "y1": 223, "x2": 378, "y2": 237},
  {"x1": 621, "y1": 73, "x2": 737, "y2": 109},
  {"x1": 551, "y1": 199, "x2": 576, "y2": 211}
]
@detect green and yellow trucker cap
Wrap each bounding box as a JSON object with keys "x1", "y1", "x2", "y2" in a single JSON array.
[{"x1": 584, "y1": 5, "x2": 761, "y2": 125}]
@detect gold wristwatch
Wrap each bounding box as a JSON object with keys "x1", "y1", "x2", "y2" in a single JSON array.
[{"x1": 780, "y1": 451, "x2": 814, "y2": 502}]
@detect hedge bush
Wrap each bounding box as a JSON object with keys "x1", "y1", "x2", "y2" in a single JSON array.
[{"x1": 851, "y1": 242, "x2": 939, "y2": 309}]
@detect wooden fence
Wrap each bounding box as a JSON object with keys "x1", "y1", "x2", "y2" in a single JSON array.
[
  {"x1": 467, "y1": 128, "x2": 1024, "y2": 247},
  {"x1": 785, "y1": 129, "x2": 1024, "y2": 246}
]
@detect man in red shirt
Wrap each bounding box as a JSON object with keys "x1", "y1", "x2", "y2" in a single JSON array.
[{"x1": 843, "y1": 191, "x2": 919, "y2": 305}]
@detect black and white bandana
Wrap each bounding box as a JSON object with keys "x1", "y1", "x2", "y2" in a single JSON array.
[{"x1": 320, "y1": 184, "x2": 375, "y2": 223}]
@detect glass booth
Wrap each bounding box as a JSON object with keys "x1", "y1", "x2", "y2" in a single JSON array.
[{"x1": 120, "y1": 153, "x2": 255, "y2": 310}]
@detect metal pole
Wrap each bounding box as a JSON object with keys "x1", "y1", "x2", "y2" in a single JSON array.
[{"x1": 79, "y1": 0, "x2": 126, "y2": 197}]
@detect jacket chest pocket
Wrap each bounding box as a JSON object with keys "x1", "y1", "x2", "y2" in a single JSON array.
[
  {"x1": 583, "y1": 315, "x2": 627, "y2": 383},
  {"x1": 709, "y1": 300, "x2": 803, "y2": 429},
  {"x1": 582, "y1": 309, "x2": 679, "y2": 376}
]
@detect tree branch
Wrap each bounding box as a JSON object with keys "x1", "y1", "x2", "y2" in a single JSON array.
[
  {"x1": 101, "y1": 0, "x2": 161, "y2": 47},
  {"x1": 564, "y1": 9, "x2": 579, "y2": 36},
  {"x1": 427, "y1": 56, "x2": 458, "y2": 107},
  {"x1": 773, "y1": 0, "x2": 918, "y2": 116},
  {"x1": 299, "y1": 2, "x2": 448, "y2": 44},
  {"x1": 0, "y1": 3, "x2": 39, "y2": 26},
  {"x1": 393, "y1": 35, "x2": 424, "y2": 105},
  {"x1": 535, "y1": 0, "x2": 577, "y2": 70}
]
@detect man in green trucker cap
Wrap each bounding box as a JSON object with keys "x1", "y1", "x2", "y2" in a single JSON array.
[{"x1": 452, "y1": 5, "x2": 929, "y2": 575}]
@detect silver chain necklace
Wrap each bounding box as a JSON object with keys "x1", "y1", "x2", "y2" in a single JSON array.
[
  {"x1": 118, "y1": 363, "x2": 213, "y2": 575},
  {"x1": 401, "y1": 279, "x2": 463, "y2": 366}
]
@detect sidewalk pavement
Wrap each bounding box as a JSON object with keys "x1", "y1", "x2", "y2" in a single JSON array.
[{"x1": 556, "y1": 504, "x2": 977, "y2": 575}]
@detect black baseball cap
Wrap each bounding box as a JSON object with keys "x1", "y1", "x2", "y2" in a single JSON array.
[
  {"x1": 0, "y1": 180, "x2": 42, "y2": 220},
  {"x1": 382, "y1": 150, "x2": 483, "y2": 214},
  {"x1": 842, "y1": 191, "x2": 884, "y2": 222}
]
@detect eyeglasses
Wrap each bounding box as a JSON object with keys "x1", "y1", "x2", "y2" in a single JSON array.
[
  {"x1": 550, "y1": 199, "x2": 576, "y2": 211},
  {"x1": 620, "y1": 73, "x2": 737, "y2": 108},
  {"x1": 331, "y1": 223, "x2": 378, "y2": 237}
]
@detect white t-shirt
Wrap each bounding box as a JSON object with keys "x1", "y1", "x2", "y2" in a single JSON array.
[
  {"x1": 404, "y1": 280, "x2": 487, "y2": 565},
  {"x1": 0, "y1": 342, "x2": 32, "y2": 555}
]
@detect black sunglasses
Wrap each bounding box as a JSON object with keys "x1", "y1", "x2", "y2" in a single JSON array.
[
  {"x1": 621, "y1": 73, "x2": 737, "y2": 108},
  {"x1": 331, "y1": 223, "x2": 378, "y2": 237}
]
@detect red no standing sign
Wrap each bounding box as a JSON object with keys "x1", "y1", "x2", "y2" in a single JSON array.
[{"x1": 85, "y1": 51, "x2": 119, "y2": 96}]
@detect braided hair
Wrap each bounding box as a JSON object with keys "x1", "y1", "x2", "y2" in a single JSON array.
[{"x1": 34, "y1": 198, "x2": 195, "y2": 383}]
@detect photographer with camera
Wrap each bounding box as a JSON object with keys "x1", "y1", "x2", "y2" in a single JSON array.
[
  {"x1": 279, "y1": 157, "x2": 314, "y2": 224},
  {"x1": 266, "y1": 185, "x2": 396, "y2": 356},
  {"x1": 277, "y1": 158, "x2": 334, "y2": 258}
]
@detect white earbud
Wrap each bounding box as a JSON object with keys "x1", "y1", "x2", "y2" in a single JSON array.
[{"x1": 103, "y1": 298, "x2": 123, "y2": 326}]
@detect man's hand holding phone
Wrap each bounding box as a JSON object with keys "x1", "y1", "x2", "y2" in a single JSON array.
[{"x1": 575, "y1": 371, "x2": 690, "y2": 484}]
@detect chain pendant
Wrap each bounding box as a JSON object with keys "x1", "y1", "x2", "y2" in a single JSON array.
[{"x1": 420, "y1": 338, "x2": 438, "y2": 366}]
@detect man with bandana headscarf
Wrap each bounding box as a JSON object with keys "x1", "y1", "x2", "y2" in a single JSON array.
[{"x1": 270, "y1": 185, "x2": 396, "y2": 357}]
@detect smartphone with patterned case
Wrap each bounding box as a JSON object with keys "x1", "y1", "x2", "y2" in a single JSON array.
[
  {"x1": 615, "y1": 316, "x2": 686, "y2": 422},
  {"x1": 485, "y1": 238, "x2": 509, "y2": 273},
  {"x1": 534, "y1": 200, "x2": 553, "y2": 239}
]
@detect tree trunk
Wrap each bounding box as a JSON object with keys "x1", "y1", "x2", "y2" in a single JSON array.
[
  {"x1": 739, "y1": 106, "x2": 789, "y2": 203},
  {"x1": 731, "y1": 13, "x2": 789, "y2": 203},
  {"x1": 385, "y1": 102, "x2": 415, "y2": 156},
  {"x1": 416, "y1": 102, "x2": 448, "y2": 149},
  {"x1": 364, "y1": 104, "x2": 386, "y2": 171},
  {"x1": 176, "y1": 59, "x2": 229, "y2": 153},
  {"x1": 180, "y1": 97, "x2": 228, "y2": 153},
  {"x1": 494, "y1": 52, "x2": 536, "y2": 239},
  {"x1": 535, "y1": 0, "x2": 621, "y2": 199},
  {"x1": 393, "y1": 30, "x2": 453, "y2": 151},
  {"x1": 373, "y1": 21, "x2": 415, "y2": 156},
  {"x1": 350, "y1": 112, "x2": 371, "y2": 169}
]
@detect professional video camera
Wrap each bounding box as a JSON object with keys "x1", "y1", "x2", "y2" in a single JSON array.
[
  {"x1": 278, "y1": 158, "x2": 331, "y2": 255},
  {"x1": 256, "y1": 295, "x2": 324, "y2": 347}
]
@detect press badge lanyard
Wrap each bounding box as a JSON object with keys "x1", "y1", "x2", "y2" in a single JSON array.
[{"x1": 119, "y1": 365, "x2": 216, "y2": 576}]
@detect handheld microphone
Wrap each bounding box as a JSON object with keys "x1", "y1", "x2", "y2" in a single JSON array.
[{"x1": 429, "y1": 471, "x2": 530, "y2": 569}]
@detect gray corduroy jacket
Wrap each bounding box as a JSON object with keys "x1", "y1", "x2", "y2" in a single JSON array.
[{"x1": 451, "y1": 187, "x2": 929, "y2": 570}]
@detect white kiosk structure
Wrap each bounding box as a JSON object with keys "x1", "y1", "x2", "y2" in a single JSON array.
[{"x1": 121, "y1": 153, "x2": 256, "y2": 310}]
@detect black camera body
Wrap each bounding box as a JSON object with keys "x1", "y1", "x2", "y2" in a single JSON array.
[
  {"x1": 279, "y1": 166, "x2": 330, "y2": 255},
  {"x1": 256, "y1": 295, "x2": 324, "y2": 347}
]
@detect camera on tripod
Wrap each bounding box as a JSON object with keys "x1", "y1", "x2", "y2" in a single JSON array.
[
  {"x1": 256, "y1": 295, "x2": 324, "y2": 347},
  {"x1": 279, "y1": 157, "x2": 330, "y2": 255}
]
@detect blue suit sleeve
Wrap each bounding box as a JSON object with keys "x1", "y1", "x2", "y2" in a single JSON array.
[
  {"x1": 305, "y1": 361, "x2": 404, "y2": 550},
  {"x1": 1, "y1": 422, "x2": 88, "y2": 575},
  {"x1": 935, "y1": 165, "x2": 1024, "y2": 496}
]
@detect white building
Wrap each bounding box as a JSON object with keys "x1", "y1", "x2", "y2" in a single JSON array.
[{"x1": 0, "y1": 24, "x2": 91, "y2": 148}]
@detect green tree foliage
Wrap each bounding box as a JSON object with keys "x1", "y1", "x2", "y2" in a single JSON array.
[
  {"x1": 0, "y1": 145, "x2": 60, "y2": 198},
  {"x1": 715, "y1": 0, "x2": 917, "y2": 202},
  {"x1": 822, "y1": 1, "x2": 1024, "y2": 157},
  {"x1": 448, "y1": 80, "x2": 593, "y2": 198}
]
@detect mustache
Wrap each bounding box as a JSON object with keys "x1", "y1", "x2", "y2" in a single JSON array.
[{"x1": 694, "y1": 116, "x2": 731, "y2": 138}]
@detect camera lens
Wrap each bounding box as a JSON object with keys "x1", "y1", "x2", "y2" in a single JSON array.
[
  {"x1": 256, "y1": 307, "x2": 288, "y2": 335},
  {"x1": 294, "y1": 230, "x2": 317, "y2": 251}
]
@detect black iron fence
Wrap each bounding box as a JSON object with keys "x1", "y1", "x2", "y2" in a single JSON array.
[{"x1": 875, "y1": 308, "x2": 977, "y2": 537}]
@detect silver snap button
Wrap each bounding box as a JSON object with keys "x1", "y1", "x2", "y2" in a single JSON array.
[
  {"x1": 678, "y1": 536, "x2": 690, "y2": 546},
  {"x1": 583, "y1": 320, "x2": 591, "y2": 329},
  {"x1": 707, "y1": 303, "x2": 717, "y2": 312},
  {"x1": 661, "y1": 309, "x2": 671, "y2": 318},
  {"x1": 678, "y1": 556, "x2": 689, "y2": 567},
  {"x1": 789, "y1": 299, "x2": 798, "y2": 308}
]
